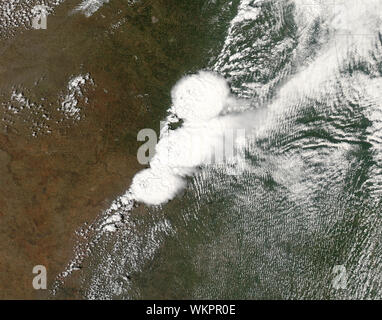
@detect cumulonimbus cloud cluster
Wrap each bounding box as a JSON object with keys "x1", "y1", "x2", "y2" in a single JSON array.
[{"x1": 130, "y1": 71, "x2": 260, "y2": 206}]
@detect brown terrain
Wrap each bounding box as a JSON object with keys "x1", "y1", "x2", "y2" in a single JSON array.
[{"x1": 0, "y1": 0, "x2": 220, "y2": 299}]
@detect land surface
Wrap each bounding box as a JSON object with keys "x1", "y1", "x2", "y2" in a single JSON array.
[{"x1": 0, "y1": 0, "x2": 225, "y2": 299}]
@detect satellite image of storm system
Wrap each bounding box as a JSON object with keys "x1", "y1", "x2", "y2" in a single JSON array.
[{"x1": 1, "y1": 0, "x2": 382, "y2": 304}]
